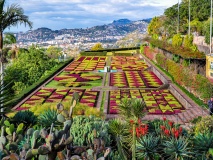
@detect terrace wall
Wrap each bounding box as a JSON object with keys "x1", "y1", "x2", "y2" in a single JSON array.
[
  {"x1": 154, "y1": 47, "x2": 206, "y2": 76},
  {"x1": 141, "y1": 54, "x2": 199, "y2": 110}
]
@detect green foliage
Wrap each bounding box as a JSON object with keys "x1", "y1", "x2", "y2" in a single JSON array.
[
  {"x1": 172, "y1": 34, "x2": 183, "y2": 47},
  {"x1": 162, "y1": 137, "x2": 192, "y2": 160},
  {"x1": 80, "y1": 51, "x2": 107, "y2": 56},
  {"x1": 155, "y1": 53, "x2": 167, "y2": 69},
  {"x1": 183, "y1": 35, "x2": 193, "y2": 48},
  {"x1": 136, "y1": 134, "x2": 161, "y2": 160},
  {"x1": 148, "y1": 17, "x2": 162, "y2": 37},
  {"x1": 71, "y1": 115, "x2": 111, "y2": 146},
  {"x1": 0, "y1": 0, "x2": 32, "y2": 49},
  {"x1": 9, "y1": 58, "x2": 73, "y2": 110},
  {"x1": 11, "y1": 110, "x2": 37, "y2": 127},
  {"x1": 140, "y1": 45, "x2": 144, "y2": 54},
  {"x1": 45, "y1": 46, "x2": 62, "y2": 59},
  {"x1": 194, "y1": 116, "x2": 213, "y2": 135},
  {"x1": 3, "y1": 32, "x2": 16, "y2": 45},
  {"x1": 172, "y1": 55, "x2": 180, "y2": 63},
  {"x1": 91, "y1": 42, "x2": 103, "y2": 51},
  {"x1": 4, "y1": 46, "x2": 59, "y2": 94},
  {"x1": 109, "y1": 119, "x2": 129, "y2": 160},
  {"x1": 193, "y1": 132, "x2": 213, "y2": 159},
  {"x1": 118, "y1": 98, "x2": 147, "y2": 121},
  {"x1": 38, "y1": 109, "x2": 58, "y2": 128}
]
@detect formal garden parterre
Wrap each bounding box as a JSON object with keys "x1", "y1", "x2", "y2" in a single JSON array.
[{"x1": 17, "y1": 55, "x2": 186, "y2": 116}]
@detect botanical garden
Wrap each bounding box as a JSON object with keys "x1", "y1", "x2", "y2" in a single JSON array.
[{"x1": 1, "y1": 0, "x2": 213, "y2": 160}]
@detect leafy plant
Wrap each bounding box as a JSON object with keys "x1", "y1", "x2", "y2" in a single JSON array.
[
  {"x1": 172, "y1": 34, "x2": 183, "y2": 47},
  {"x1": 136, "y1": 134, "x2": 161, "y2": 160},
  {"x1": 194, "y1": 116, "x2": 213, "y2": 135},
  {"x1": 11, "y1": 110, "x2": 37, "y2": 128},
  {"x1": 193, "y1": 132, "x2": 213, "y2": 159},
  {"x1": 109, "y1": 119, "x2": 129, "y2": 160},
  {"x1": 162, "y1": 137, "x2": 193, "y2": 160},
  {"x1": 37, "y1": 109, "x2": 58, "y2": 128}
]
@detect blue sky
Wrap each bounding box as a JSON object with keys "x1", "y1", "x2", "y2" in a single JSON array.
[{"x1": 5, "y1": 0, "x2": 178, "y2": 32}]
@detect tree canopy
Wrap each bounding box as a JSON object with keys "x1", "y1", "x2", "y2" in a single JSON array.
[{"x1": 91, "y1": 43, "x2": 103, "y2": 51}]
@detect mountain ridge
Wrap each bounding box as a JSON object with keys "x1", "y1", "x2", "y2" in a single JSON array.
[{"x1": 16, "y1": 19, "x2": 149, "y2": 43}]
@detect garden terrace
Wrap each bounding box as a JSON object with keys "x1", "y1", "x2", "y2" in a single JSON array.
[{"x1": 12, "y1": 52, "x2": 207, "y2": 124}]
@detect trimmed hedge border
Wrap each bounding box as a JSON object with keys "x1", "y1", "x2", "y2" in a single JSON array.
[
  {"x1": 11, "y1": 58, "x2": 74, "y2": 108},
  {"x1": 114, "y1": 53, "x2": 133, "y2": 56},
  {"x1": 80, "y1": 51, "x2": 107, "y2": 56},
  {"x1": 83, "y1": 47, "x2": 140, "y2": 52}
]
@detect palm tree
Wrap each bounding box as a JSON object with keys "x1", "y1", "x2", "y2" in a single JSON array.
[
  {"x1": 3, "y1": 32, "x2": 16, "y2": 46},
  {"x1": 0, "y1": 0, "x2": 32, "y2": 112}
]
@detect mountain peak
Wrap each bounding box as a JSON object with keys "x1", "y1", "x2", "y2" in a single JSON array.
[{"x1": 112, "y1": 19, "x2": 132, "y2": 25}]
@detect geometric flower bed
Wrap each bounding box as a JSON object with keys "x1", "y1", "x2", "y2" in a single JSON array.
[
  {"x1": 110, "y1": 72, "x2": 128, "y2": 88},
  {"x1": 111, "y1": 56, "x2": 148, "y2": 70},
  {"x1": 108, "y1": 89, "x2": 184, "y2": 115},
  {"x1": 50, "y1": 72, "x2": 103, "y2": 87},
  {"x1": 65, "y1": 56, "x2": 106, "y2": 71},
  {"x1": 139, "y1": 71, "x2": 163, "y2": 88},
  {"x1": 17, "y1": 88, "x2": 99, "y2": 111},
  {"x1": 110, "y1": 71, "x2": 163, "y2": 88}
]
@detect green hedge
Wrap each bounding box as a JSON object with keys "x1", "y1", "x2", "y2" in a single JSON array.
[
  {"x1": 11, "y1": 58, "x2": 74, "y2": 108},
  {"x1": 114, "y1": 53, "x2": 133, "y2": 56},
  {"x1": 80, "y1": 51, "x2": 107, "y2": 56},
  {"x1": 83, "y1": 47, "x2": 140, "y2": 52}
]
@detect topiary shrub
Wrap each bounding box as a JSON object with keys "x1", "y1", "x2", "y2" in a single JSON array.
[{"x1": 172, "y1": 34, "x2": 183, "y2": 47}]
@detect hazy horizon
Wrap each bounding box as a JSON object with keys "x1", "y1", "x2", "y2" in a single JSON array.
[{"x1": 5, "y1": 0, "x2": 178, "y2": 33}]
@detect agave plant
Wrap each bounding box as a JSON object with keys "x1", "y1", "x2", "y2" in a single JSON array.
[
  {"x1": 193, "y1": 132, "x2": 213, "y2": 159},
  {"x1": 136, "y1": 133, "x2": 161, "y2": 160},
  {"x1": 162, "y1": 137, "x2": 193, "y2": 160},
  {"x1": 11, "y1": 110, "x2": 37, "y2": 129},
  {"x1": 37, "y1": 108, "x2": 58, "y2": 128}
]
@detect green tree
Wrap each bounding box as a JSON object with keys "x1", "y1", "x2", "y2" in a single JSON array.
[
  {"x1": 147, "y1": 17, "x2": 162, "y2": 38},
  {"x1": 45, "y1": 46, "x2": 62, "y2": 59},
  {"x1": 0, "y1": 0, "x2": 32, "y2": 57},
  {"x1": 91, "y1": 43, "x2": 103, "y2": 50},
  {"x1": 4, "y1": 46, "x2": 57, "y2": 94}
]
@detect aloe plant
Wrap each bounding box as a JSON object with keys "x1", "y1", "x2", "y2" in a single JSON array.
[
  {"x1": 136, "y1": 134, "x2": 161, "y2": 160},
  {"x1": 162, "y1": 137, "x2": 193, "y2": 160}
]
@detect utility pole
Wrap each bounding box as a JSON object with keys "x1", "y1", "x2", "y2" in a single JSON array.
[
  {"x1": 177, "y1": 0, "x2": 180, "y2": 33},
  {"x1": 210, "y1": 0, "x2": 213, "y2": 55},
  {"x1": 188, "y1": 0, "x2": 191, "y2": 36}
]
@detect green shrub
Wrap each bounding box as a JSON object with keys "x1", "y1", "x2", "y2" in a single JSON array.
[
  {"x1": 172, "y1": 33, "x2": 183, "y2": 47},
  {"x1": 194, "y1": 116, "x2": 213, "y2": 135},
  {"x1": 183, "y1": 35, "x2": 193, "y2": 48}
]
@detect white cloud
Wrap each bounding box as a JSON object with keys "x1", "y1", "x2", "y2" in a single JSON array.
[{"x1": 5, "y1": 0, "x2": 179, "y2": 32}]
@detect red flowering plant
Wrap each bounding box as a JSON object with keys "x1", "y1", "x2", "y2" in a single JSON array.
[
  {"x1": 153, "y1": 117, "x2": 183, "y2": 139},
  {"x1": 129, "y1": 119, "x2": 149, "y2": 138}
]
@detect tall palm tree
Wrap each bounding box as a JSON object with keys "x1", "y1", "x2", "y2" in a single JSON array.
[{"x1": 0, "y1": 0, "x2": 32, "y2": 112}]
